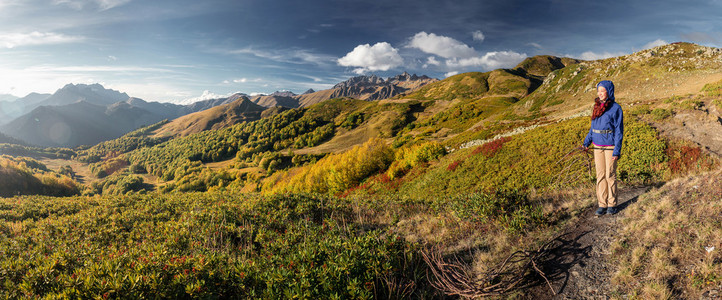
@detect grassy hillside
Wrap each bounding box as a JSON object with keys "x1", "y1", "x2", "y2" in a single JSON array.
[
  {"x1": 2, "y1": 43, "x2": 721, "y2": 298},
  {"x1": 520, "y1": 42, "x2": 722, "y2": 119},
  {"x1": 0, "y1": 155, "x2": 79, "y2": 197},
  {"x1": 403, "y1": 69, "x2": 530, "y2": 101},
  {"x1": 611, "y1": 169, "x2": 721, "y2": 298},
  {"x1": 513, "y1": 55, "x2": 581, "y2": 77},
  {"x1": 152, "y1": 97, "x2": 267, "y2": 138}
]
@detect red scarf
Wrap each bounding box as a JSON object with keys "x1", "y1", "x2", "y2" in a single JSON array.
[{"x1": 591, "y1": 98, "x2": 611, "y2": 120}]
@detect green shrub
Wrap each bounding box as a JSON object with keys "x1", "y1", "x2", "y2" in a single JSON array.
[
  {"x1": 628, "y1": 105, "x2": 651, "y2": 117},
  {"x1": 90, "y1": 173, "x2": 150, "y2": 195},
  {"x1": 702, "y1": 79, "x2": 722, "y2": 97},
  {"x1": 386, "y1": 142, "x2": 447, "y2": 180},
  {"x1": 340, "y1": 112, "x2": 365, "y2": 129},
  {"x1": 0, "y1": 193, "x2": 422, "y2": 299},
  {"x1": 651, "y1": 108, "x2": 672, "y2": 120},
  {"x1": 617, "y1": 121, "x2": 667, "y2": 182},
  {"x1": 443, "y1": 189, "x2": 544, "y2": 233},
  {"x1": 0, "y1": 156, "x2": 79, "y2": 197},
  {"x1": 129, "y1": 164, "x2": 146, "y2": 174},
  {"x1": 264, "y1": 139, "x2": 394, "y2": 194},
  {"x1": 678, "y1": 99, "x2": 703, "y2": 110},
  {"x1": 397, "y1": 117, "x2": 669, "y2": 198}
]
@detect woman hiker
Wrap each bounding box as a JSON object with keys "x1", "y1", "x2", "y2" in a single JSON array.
[{"x1": 583, "y1": 80, "x2": 624, "y2": 216}]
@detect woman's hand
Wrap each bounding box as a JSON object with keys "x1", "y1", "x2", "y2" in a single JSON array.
[{"x1": 612, "y1": 156, "x2": 619, "y2": 161}]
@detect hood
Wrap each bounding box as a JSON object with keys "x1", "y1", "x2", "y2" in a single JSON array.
[{"x1": 596, "y1": 80, "x2": 615, "y2": 101}]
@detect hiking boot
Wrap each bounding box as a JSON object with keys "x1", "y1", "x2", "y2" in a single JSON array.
[
  {"x1": 607, "y1": 206, "x2": 618, "y2": 215},
  {"x1": 595, "y1": 207, "x2": 607, "y2": 216}
]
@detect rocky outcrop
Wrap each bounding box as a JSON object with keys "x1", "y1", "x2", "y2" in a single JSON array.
[
  {"x1": 328, "y1": 75, "x2": 408, "y2": 101},
  {"x1": 270, "y1": 90, "x2": 297, "y2": 97},
  {"x1": 252, "y1": 72, "x2": 438, "y2": 108}
]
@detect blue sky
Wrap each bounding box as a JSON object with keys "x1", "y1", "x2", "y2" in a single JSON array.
[{"x1": 1, "y1": 0, "x2": 721, "y2": 104}]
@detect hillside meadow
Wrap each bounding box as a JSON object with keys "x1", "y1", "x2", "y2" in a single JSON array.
[
  {"x1": 1, "y1": 43, "x2": 722, "y2": 298},
  {"x1": 2, "y1": 109, "x2": 717, "y2": 298}
]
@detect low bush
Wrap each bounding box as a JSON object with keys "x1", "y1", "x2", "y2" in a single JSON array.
[
  {"x1": 386, "y1": 142, "x2": 447, "y2": 180},
  {"x1": 397, "y1": 117, "x2": 670, "y2": 199},
  {"x1": 651, "y1": 108, "x2": 673, "y2": 120},
  {"x1": 0, "y1": 156, "x2": 79, "y2": 197},
  {"x1": 263, "y1": 138, "x2": 394, "y2": 194},
  {"x1": 0, "y1": 193, "x2": 427, "y2": 299}
]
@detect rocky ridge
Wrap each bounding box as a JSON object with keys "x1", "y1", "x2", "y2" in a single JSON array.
[{"x1": 250, "y1": 72, "x2": 438, "y2": 108}]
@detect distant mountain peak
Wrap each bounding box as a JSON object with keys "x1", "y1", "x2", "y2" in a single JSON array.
[
  {"x1": 52, "y1": 83, "x2": 130, "y2": 106},
  {"x1": 333, "y1": 74, "x2": 386, "y2": 89},
  {"x1": 302, "y1": 89, "x2": 316, "y2": 94},
  {"x1": 388, "y1": 71, "x2": 430, "y2": 82},
  {"x1": 270, "y1": 90, "x2": 297, "y2": 97}
]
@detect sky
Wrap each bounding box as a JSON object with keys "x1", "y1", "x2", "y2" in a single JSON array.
[{"x1": 1, "y1": 0, "x2": 721, "y2": 104}]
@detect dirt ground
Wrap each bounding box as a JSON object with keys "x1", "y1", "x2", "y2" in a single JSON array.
[
  {"x1": 40, "y1": 158, "x2": 96, "y2": 185},
  {"x1": 524, "y1": 186, "x2": 650, "y2": 299}
]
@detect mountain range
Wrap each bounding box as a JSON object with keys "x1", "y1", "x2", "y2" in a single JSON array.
[
  {"x1": 0, "y1": 72, "x2": 438, "y2": 147},
  {"x1": 248, "y1": 72, "x2": 437, "y2": 108},
  {"x1": 151, "y1": 95, "x2": 269, "y2": 137},
  {"x1": 0, "y1": 84, "x2": 241, "y2": 147}
]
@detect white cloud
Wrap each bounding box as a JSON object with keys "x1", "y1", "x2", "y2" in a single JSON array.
[
  {"x1": 0, "y1": 31, "x2": 84, "y2": 48},
  {"x1": 643, "y1": 39, "x2": 668, "y2": 49},
  {"x1": 178, "y1": 90, "x2": 242, "y2": 105},
  {"x1": 222, "y1": 77, "x2": 262, "y2": 84},
  {"x1": 229, "y1": 47, "x2": 335, "y2": 66},
  {"x1": 577, "y1": 51, "x2": 626, "y2": 60},
  {"x1": 422, "y1": 56, "x2": 441, "y2": 68},
  {"x1": 405, "y1": 31, "x2": 526, "y2": 72},
  {"x1": 446, "y1": 51, "x2": 528, "y2": 70},
  {"x1": 444, "y1": 71, "x2": 459, "y2": 77},
  {"x1": 528, "y1": 42, "x2": 543, "y2": 49},
  {"x1": 472, "y1": 30, "x2": 485, "y2": 42},
  {"x1": 337, "y1": 42, "x2": 403, "y2": 74},
  {"x1": 0, "y1": 62, "x2": 185, "y2": 101},
  {"x1": 53, "y1": 0, "x2": 132, "y2": 11},
  {"x1": 0, "y1": 1, "x2": 15, "y2": 11},
  {"x1": 30, "y1": 65, "x2": 171, "y2": 73},
  {"x1": 105, "y1": 82, "x2": 194, "y2": 103},
  {"x1": 407, "y1": 31, "x2": 477, "y2": 59}
]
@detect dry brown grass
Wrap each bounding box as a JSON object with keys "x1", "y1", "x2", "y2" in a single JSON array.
[
  {"x1": 611, "y1": 168, "x2": 722, "y2": 298},
  {"x1": 340, "y1": 182, "x2": 597, "y2": 298}
]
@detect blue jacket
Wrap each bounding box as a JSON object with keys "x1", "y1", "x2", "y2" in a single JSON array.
[{"x1": 583, "y1": 101, "x2": 624, "y2": 156}]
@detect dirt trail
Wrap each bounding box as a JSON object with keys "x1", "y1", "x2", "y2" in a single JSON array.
[{"x1": 525, "y1": 186, "x2": 650, "y2": 299}]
